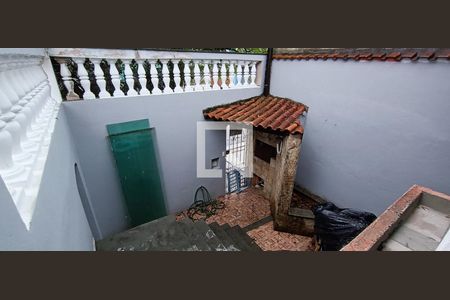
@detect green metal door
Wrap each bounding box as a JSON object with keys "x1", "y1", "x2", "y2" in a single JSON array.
[{"x1": 107, "y1": 119, "x2": 166, "y2": 227}]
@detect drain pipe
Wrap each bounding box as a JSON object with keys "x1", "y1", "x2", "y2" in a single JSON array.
[{"x1": 263, "y1": 48, "x2": 274, "y2": 96}]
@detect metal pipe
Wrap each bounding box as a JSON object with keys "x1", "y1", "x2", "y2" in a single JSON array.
[{"x1": 263, "y1": 48, "x2": 273, "y2": 96}]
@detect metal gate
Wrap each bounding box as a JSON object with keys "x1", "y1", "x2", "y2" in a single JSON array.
[{"x1": 225, "y1": 127, "x2": 250, "y2": 193}]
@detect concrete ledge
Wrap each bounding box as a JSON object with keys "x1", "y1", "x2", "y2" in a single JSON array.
[{"x1": 341, "y1": 185, "x2": 450, "y2": 251}]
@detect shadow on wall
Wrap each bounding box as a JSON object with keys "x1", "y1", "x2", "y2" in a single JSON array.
[{"x1": 75, "y1": 163, "x2": 102, "y2": 240}]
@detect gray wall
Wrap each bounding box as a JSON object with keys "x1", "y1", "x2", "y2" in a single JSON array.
[
  {"x1": 63, "y1": 88, "x2": 262, "y2": 238},
  {"x1": 271, "y1": 59, "x2": 450, "y2": 215},
  {"x1": 0, "y1": 109, "x2": 94, "y2": 250}
]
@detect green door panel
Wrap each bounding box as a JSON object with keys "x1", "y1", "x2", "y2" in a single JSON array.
[{"x1": 107, "y1": 120, "x2": 166, "y2": 227}]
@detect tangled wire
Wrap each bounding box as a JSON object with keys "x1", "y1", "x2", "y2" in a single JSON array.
[{"x1": 186, "y1": 186, "x2": 225, "y2": 221}]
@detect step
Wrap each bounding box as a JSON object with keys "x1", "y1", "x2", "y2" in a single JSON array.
[
  {"x1": 96, "y1": 215, "x2": 212, "y2": 251},
  {"x1": 224, "y1": 225, "x2": 254, "y2": 252},
  {"x1": 209, "y1": 222, "x2": 240, "y2": 251},
  {"x1": 242, "y1": 215, "x2": 273, "y2": 232},
  {"x1": 175, "y1": 218, "x2": 212, "y2": 251},
  {"x1": 234, "y1": 226, "x2": 263, "y2": 251},
  {"x1": 96, "y1": 215, "x2": 177, "y2": 251},
  {"x1": 192, "y1": 221, "x2": 228, "y2": 251}
]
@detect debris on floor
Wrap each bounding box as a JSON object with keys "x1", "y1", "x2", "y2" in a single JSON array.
[{"x1": 290, "y1": 189, "x2": 319, "y2": 210}]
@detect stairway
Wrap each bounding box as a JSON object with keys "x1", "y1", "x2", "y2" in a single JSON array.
[{"x1": 96, "y1": 215, "x2": 263, "y2": 251}]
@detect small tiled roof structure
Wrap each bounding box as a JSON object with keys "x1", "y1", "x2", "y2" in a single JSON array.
[
  {"x1": 203, "y1": 95, "x2": 308, "y2": 135},
  {"x1": 273, "y1": 48, "x2": 450, "y2": 62}
]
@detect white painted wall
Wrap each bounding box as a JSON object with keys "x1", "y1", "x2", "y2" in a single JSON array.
[
  {"x1": 271, "y1": 59, "x2": 450, "y2": 215},
  {"x1": 0, "y1": 108, "x2": 94, "y2": 250},
  {"x1": 63, "y1": 88, "x2": 262, "y2": 239}
]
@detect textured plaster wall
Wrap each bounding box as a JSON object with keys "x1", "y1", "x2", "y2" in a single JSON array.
[
  {"x1": 271, "y1": 59, "x2": 450, "y2": 215},
  {"x1": 0, "y1": 109, "x2": 94, "y2": 250},
  {"x1": 63, "y1": 88, "x2": 262, "y2": 238}
]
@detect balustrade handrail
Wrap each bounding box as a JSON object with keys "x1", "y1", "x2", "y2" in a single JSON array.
[{"x1": 48, "y1": 48, "x2": 266, "y2": 101}]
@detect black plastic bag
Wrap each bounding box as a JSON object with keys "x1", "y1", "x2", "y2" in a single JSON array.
[{"x1": 314, "y1": 202, "x2": 376, "y2": 251}]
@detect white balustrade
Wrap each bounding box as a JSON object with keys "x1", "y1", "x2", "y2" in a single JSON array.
[
  {"x1": 203, "y1": 61, "x2": 212, "y2": 91},
  {"x1": 124, "y1": 60, "x2": 138, "y2": 96},
  {"x1": 218, "y1": 62, "x2": 225, "y2": 89},
  {"x1": 238, "y1": 61, "x2": 246, "y2": 87},
  {"x1": 230, "y1": 61, "x2": 238, "y2": 88},
  {"x1": 92, "y1": 59, "x2": 110, "y2": 98},
  {"x1": 48, "y1": 48, "x2": 265, "y2": 100},
  {"x1": 160, "y1": 60, "x2": 172, "y2": 93},
  {"x1": 73, "y1": 58, "x2": 96, "y2": 99},
  {"x1": 0, "y1": 50, "x2": 60, "y2": 228},
  {"x1": 172, "y1": 60, "x2": 183, "y2": 93},
  {"x1": 211, "y1": 61, "x2": 220, "y2": 90},
  {"x1": 107, "y1": 59, "x2": 125, "y2": 97},
  {"x1": 184, "y1": 61, "x2": 193, "y2": 92},
  {"x1": 250, "y1": 62, "x2": 257, "y2": 86},
  {"x1": 243, "y1": 61, "x2": 250, "y2": 86},
  {"x1": 137, "y1": 60, "x2": 150, "y2": 95},
  {"x1": 149, "y1": 60, "x2": 162, "y2": 95},
  {"x1": 193, "y1": 61, "x2": 201, "y2": 91},
  {"x1": 58, "y1": 59, "x2": 79, "y2": 100}
]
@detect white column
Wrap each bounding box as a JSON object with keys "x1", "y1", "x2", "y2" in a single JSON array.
[
  {"x1": 161, "y1": 60, "x2": 172, "y2": 93},
  {"x1": 73, "y1": 58, "x2": 96, "y2": 99},
  {"x1": 193, "y1": 61, "x2": 202, "y2": 91},
  {"x1": 183, "y1": 60, "x2": 192, "y2": 92},
  {"x1": 243, "y1": 61, "x2": 250, "y2": 87},
  {"x1": 229, "y1": 61, "x2": 237, "y2": 88},
  {"x1": 137, "y1": 60, "x2": 150, "y2": 95},
  {"x1": 237, "y1": 61, "x2": 244, "y2": 87},
  {"x1": 203, "y1": 61, "x2": 212, "y2": 91},
  {"x1": 172, "y1": 59, "x2": 183, "y2": 93},
  {"x1": 0, "y1": 90, "x2": 16, "y2": 171},
  {"x1": 250, "y1": 62, "x2": 258, "y2": 86},
  {"x1": 212, "y1": 60, "x2": 220, "y2": 90},
  {"x1": 218, "y1": 61, "x2": 225, "y2": 89},
  {"x1": 58, "y1": 59, "x2": 78, "y2": 100},
  {"x1": 124, "y1": 60, "x2": 138, "y2": 96},
  {"x1": 149, "y1": 60, "x2": 162, "y2": 95},
  {"x1": 107, "y1": 59, "x2": 125, "y2": 97},
  {"x1": 91, "y1": 59, "x2": 110, "y2": 98}
]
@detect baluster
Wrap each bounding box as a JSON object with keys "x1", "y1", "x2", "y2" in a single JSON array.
[
  {"x1": 203, "y1": 61, "x2": 212, "y2": 90},
  {"x1": 183, "y1": 60, "x2": 192, "y2": 92},
  {"x1": 161, "y1": 60, "x2": 172, "y2": 93},
  {"x1": 193, "y1": 61, "x2": 202, "y2": 91},
  {"x1": 212, "y1": 60, "x2": 220, "y2": 90},
  {"x1": 225, "y1": 61, "x2": 233, "y2": 88},
  {"x1": 73, "y1": 58, "x2": 96, "y2": 99},
  {"x1": 243, "y1": 61, "x2": 250, "y2": 87},
  {"x1": 218, "y1": 61, "x2": 225, "y2": 89},
  {"x1": 149, "y1": 60, "x2": 162, "y2": 95},
  {"x1": 237, "y1": 61, "x2": 244, "y2": 87},
  {"x1": 172, "y1": 60, "x2": 183, "y2": 93},
  {"x1": 124, "y1": 60, "x2": 138, "y2": 96},
  {"x1": 250, "y1": 62, "x2": 257, "y2": 86},
  {"x1": 107, "y1": 59, "x2": 125, "y2": 97},
  {"x1": 229, "y1": 61, "x2": 238, "y2": 88},
  {"x1": 0, "y1": 90, "x2": 17, "y2": 172},
  {"x1": 58, "y1": 59, "x2": 78, "y2": 100},
  {"x1": 0, "y1": 119, "x2": 14, "y2": 171},
  {"x1": 91, "y1": 59, "x2": 110, "y2": 98},
  {"x1": 137, "y1": 60, "x2": 150, "y2": 95}
]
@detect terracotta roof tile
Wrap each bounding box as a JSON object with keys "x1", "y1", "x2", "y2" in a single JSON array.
[
  {"x1": 273, "y1": 48, "x2": 450, "y2": 62},
  {"x1": 203, "y1": 95, "x2": 308, "y2": 134}
]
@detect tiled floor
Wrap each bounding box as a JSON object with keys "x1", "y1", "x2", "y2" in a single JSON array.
[
  {"x1": 205, "y1": 187, "x2": 272, "y2": 228},
  {"x1": 247, "y1": 221, "x2": 315, "y2": 251},
  {"x1": 177, "y1": 187, "x2": 315, "y2": 251}
]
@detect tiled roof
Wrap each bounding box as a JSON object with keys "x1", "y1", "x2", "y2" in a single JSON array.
[
  {"x1": 203, "y1": 95, "x2": 308, "y2": 134},
  {"x1": 273, "y1": 48, "x2": 450, "y2": 62}
]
